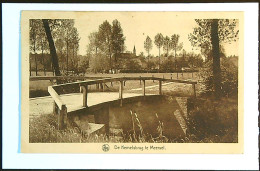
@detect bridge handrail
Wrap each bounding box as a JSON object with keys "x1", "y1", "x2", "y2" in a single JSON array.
[
  {"x1": 51, "y1": 76, "x2": 197, "y2": 89},
  {"x1": 48, "y1": 86, "x2": 66, "y2": 110},
  {"x1": 30, "y1": 76, "x2": 111, "y2": 81}
]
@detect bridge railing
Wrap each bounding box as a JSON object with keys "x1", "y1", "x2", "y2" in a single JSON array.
[
  {"x1": 47, "y1": 76, "x2": 197, "y2": 129},
  {"x1": 30, "y1": 76, "x2": 111, "y2": 81},
  {"x1": 48, "y1": 86, "x2": 67, "y2": 129}
]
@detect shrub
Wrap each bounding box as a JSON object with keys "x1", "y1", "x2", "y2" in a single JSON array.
[
  {"x1": 199, "y1": 57, "x2": 238, "y2": 97},
  {"x1": 187, "y1": 98, "x2": 238, "y2": 142}
]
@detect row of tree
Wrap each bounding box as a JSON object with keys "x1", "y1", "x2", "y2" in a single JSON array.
[
  {"x1": 29, "y1": 19, "x2": 80, "y2": 76},
  {"x1": 144, "y1": 34, "x2": 183, "y2": 70}
]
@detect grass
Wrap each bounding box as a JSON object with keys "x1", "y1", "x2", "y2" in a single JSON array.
[
  {"x1": 186, "y1": 97, "x2": 238, "y2": 143},
  {"x1": 30, "y1": 110, "x2": 183, "y2": 143}
]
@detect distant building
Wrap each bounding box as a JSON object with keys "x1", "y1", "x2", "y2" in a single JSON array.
[{"x1": 133, "y1": 45, "x2": 136, "y2": 56}]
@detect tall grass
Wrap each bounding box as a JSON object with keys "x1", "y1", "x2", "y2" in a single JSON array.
[{"x1": 30, "y1": 110, "x2": 171, "y2": 143}]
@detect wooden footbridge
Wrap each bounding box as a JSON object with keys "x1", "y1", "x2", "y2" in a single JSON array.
[{"x1": 31, "y1": 76, "x2": 197, "y2": 131}]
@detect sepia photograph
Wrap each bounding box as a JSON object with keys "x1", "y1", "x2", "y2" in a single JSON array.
[
  {"x1": 2, "y1": 2, "x2": 259, "y2": 169},
  {"x1": 20, "y1": 11, "x2": 244, "y2": 153}
]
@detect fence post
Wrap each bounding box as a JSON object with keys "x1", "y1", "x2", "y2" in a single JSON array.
[
  {"x1": 139, "y1": 76, "x2": 141, "y2": 85},
  {"x1": 80, "y1": 85, "x2": 88, "y2": 107},
  {"x1": 192, "y1": 83, "x2": 196, "y2": 98},
  {"x1": 119, "y1": 80, "x2": 123, "y2": 106},
  {"x1": 159, "y1": 80, "x2": 162, "y2": 95},
  {"x1": 152, "y1": 75, "x2": 154, "y2": 82}
]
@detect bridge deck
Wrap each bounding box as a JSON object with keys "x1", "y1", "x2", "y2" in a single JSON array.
[{"x1": 30, "y1": 92, "x2": 154, "y2": 117}]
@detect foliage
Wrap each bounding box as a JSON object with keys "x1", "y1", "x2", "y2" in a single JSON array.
[
  {"x1": 170, "y1": 34, "x2": 183, "y2": 57},
  {"x1": 189, "y1": 19, "x2": 239, "y2": 61},
  {"x1": 111, "y1": 19, "x2": 125, "y2": 54},
  {"x1": 187, "y1": 98, "x2": 238, "y2": 142},
  {"x1": 29, "y1": 19, "x2": 81, "y2": 75},
  {"x1": 144, "y1": 36, "x2": 153, "y2": 57},
  {"x1": 146, "y1": 60, "x2": 157, "y2": 70},
  {"x1": 154, "y1": 33, "x2": 164, "y2": 69},
  {"x1": 160, "y1": 59, "x2": 176, "y2": 72},
  {"x1": 89, "y1": 53, "x2": 110, "y2": 73},
  {"x1": 200, "y1": 57, "x2": 238, "y2": 97},
  {"x1": 87, "y1": 19, "x2": 125, "y2": 71},
  {"x1": 163, "y1": 36, "x2": 171, "y2": 57},
  {"x1": 189, "y1": 19, "x2": 239, "y2": 99},
  {"x1": 186, "y1": 52, "x2": 204, "y2": 68},
  {"x1": 154, "y1": 33, "x2": 164, "y2": 52},
  {"x1": 124, "y1": 59, "x2": 141, "y2": 71}
]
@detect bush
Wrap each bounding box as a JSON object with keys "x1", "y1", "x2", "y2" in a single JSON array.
[
  {"x1": 187, "y1": 98, "x2": 238, "y2": 142},
  {"x1": 200, "y1": 57, "x2": 238, "y2": 97}
]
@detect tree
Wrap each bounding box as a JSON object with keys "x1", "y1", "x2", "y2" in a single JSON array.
[
  {"x1": 29, "y1": 19, "x2": 41, "y2": 76},
  {"x1": 59, "y1": 19, "x2": 74, "y2": 75},
  {"x1": 189, "y1": 19, "x2": 239, "y2": 99},
  {"x1": 154, "y1": 33, "x2": 164, "y2": 70},
  {"x1": 170, "y1": 34, "x2": 183, "y2": 77},
  {"x1": 37, "y1": 21, "x2": 49, "y2": 76},
  {"x1": 98, "y1": 20, "x2": 112, "y2": 71},
  {"x1": 42, "y1": 19, "x2": 61, "y2": 76},
  {"x1": 111, "y1": 19, "x2": 125, "y2": 70},
  {"x1": 163, "y1": 36, "x2": 171, "y2": 57},
  {"x1": 55, "y1": 38, "x2": 66, "y2": 72},
  {"x1": 88, "y1": 32, "x2": 101, "y2": 56},
  {"x1": 144, "y1": 36, "x2": 153, "y2": 62},
  {"x1": 70, "y1": 27, "x2": 80, "y2": 74}
]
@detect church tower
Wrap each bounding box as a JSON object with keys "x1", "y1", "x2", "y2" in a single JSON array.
[{"x1": 133, "y1": 45, "x2": 136, "y2": 56}]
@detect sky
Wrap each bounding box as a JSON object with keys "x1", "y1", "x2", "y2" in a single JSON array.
[{"x1": 73, "y1": 12, "x2": 239, "y2": 57}]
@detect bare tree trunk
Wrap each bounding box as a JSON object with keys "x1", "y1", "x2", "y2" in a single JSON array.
[
  {"x1": 72, "y1": 44, "x2": 74, "y2": 75},
  {"x1": 42, "y1": 19, "x2": 61, "y2": 76},
  {"x1": 211, "y1": 19, "x2": 221, "y2": 99},
  {"x1": 41, "y1": 43, "x2": 46, "y2": 76},
  {"x1": 175, "y1": 49, "x2": 178, "y2": 79},
  {"x1": 30, "y1": 56, "x2": 32, "y2": 76},
  {"x1": 66, "y1": 40, "x2": 69, "y2": 75},
  {"x1": 109, "y1": 46, "x2": 112, "y2": 72},
  {"x1": 158, "y1": 47, "x2": 160, "y2": 71},
  {"x1": 34, "y1": 53, "x2": 38, "y2": 76}
]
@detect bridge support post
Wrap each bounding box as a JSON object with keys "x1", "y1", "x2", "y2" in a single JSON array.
[
  {"x1": 53, "y1": 101, "x2": 58, "y2": 114},
  {"x1": 80, "y1": 85, "x2": 88, "y2": 107},
  {"x1": 58, "y1": 105, "x2": 67, "y2": 130},
  {"x1": 159, "y1": 80, "x2": 162, "y2": 95},
  {"x1": 100, "y1": 83, "x2": 103, "y2": 91},
  {"x1": 192, "y1": 83, "x2": 196, "y2": 98},
  {"x1": 119, "y1": 80, "x2": 123, "y2": 106},
  {"x1": 142, "y1": 80, "x2": 146, "y2": 98}
]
